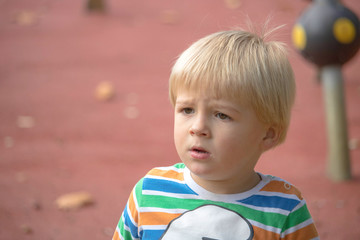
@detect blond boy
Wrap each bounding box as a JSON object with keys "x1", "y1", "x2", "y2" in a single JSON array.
[{"x1": 113, "y1": 29, "x2": 319, "y2": 240}]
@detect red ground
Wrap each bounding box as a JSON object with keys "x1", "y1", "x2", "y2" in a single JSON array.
[{"x1": 1, "y1": 0, "x2": 360, "y2": 239}]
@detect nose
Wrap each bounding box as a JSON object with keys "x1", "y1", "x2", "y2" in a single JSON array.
[{"x1": 189, "y1": 114, "x2": 210, "y2": 137}]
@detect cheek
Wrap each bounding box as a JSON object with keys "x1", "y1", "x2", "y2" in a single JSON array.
[
  {"x1": 214, "y1": 129, "x2": 254, "y2": 154},
  {"x1": 216, "y1": 137, "x2": 241, "y2": 156},
  {"x1": 174, "y1": 121, "x2": 187, "y2": 148},
  {"x1": 214, "y1": 128, "x2": 240, "y2": 146}
]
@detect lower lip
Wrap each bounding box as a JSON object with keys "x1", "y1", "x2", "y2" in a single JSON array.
[{"x1": 190, "y1": 150, "x2": 211, "y2": 160}]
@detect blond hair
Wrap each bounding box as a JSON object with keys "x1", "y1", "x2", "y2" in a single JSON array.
[{"x1": 169, "y1": 29, "x2": 295, "y2": 145}]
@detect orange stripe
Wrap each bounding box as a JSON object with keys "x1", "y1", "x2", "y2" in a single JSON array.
[
  {"x1": 261, "y1": 180, "x2": 303, "y2": 200},
  {"x1": 127, "y1": 190, "x2": 138, "y2": 224},
  {"x1": 112, "y1": 230, "x2": 120, "y2": 240},
  {"x1": 148, "y1": 168, "x2": 184, "y2": 181},
  {"x1": 139, "y1": 211, "x2": 182, "y2": 226},
  {"x1": 281, "y1": 223, "x2": 319, "y2": 240},
  {"x1": 253, "y1": 225, "x2": 280, "y2": 239}
]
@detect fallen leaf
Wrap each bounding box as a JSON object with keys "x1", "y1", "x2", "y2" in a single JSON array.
[
  {"x1": 14, "y1": 10, "x2": 39, "y2": 26},
  {"x1": 95, "y1": 81, "x2": 115, "y2": 102},
  {"x1": 55, "y1": 191, "x2": 94, "y2": 210}
]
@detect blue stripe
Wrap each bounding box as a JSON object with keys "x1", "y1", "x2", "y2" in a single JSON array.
[
  {"x1": 123, "y1": 203, "x2": 140, "y2": 238},
  {"x1": 143, "y1": 178, "x2": 197, "y2": 195},
  {"x1": 238, "y1": 195, "x2": 300, "y2": 211},
  {"x1": 140, "y1": 229, "x2": 165, "y2": 239}
]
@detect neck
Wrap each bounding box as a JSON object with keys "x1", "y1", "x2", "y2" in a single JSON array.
[{"x1": 190, "y1": 171, "x2": 261, "y2": 194}]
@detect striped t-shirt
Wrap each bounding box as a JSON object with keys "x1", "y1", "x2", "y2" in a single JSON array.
[{"x1": 113, "y1": 163, "x2": 319, "y2": 240}]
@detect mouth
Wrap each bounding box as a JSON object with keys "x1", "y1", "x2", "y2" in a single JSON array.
[
  {"x1": 190, "y1": 146, "x2": 211, "y2": 159},
  {"x1": 192, "y1": 147, "x2": 208, "y2": 153}
]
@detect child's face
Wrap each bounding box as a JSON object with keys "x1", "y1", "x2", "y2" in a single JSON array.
[{"x1": 174, "y1": 89, "x2": 269, "y2": 193}]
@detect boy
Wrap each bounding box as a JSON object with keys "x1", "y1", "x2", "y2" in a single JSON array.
[{"x1": 113, "y1": 28, "x2": 319, "y2": 239}]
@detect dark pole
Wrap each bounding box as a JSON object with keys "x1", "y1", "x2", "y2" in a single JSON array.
[
  {"x1": 86, "y1": 0, "x2": 106, "y2": 12},
  {"x1": 292, "y1": 0, "x2": 360, "y2": 181}
]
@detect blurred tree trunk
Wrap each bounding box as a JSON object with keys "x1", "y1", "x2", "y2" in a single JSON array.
[{"x1": 86, "y1": 0, "x2": 106, "y2": 12}]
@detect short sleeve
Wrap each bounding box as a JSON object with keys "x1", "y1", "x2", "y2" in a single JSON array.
[
  {"x1": 280, "y1": 201, "x2": 319, "y2": 239},
  {"x1": 113, "y1": 178, "x2": 144, "y2": 240}
]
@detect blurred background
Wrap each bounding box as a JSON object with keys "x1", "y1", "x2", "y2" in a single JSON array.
[{"x1": 0, "y1": 0, "x2": 359, "y2": 239}]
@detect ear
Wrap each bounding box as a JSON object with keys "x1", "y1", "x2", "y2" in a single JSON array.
[{"x1": 261, "y1": 126, "x2": 279, "y2": 151}]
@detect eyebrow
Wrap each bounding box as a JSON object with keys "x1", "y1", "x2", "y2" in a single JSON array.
[
  {"x1": 175, "y1": 98, "x2": 242, "y2": 114},
  {"x1": 175, "y1": 97, "x2": 194, "y2": 105},
  {"x1": 211, "y1": 102, "x2": 242, "y2": 114}
]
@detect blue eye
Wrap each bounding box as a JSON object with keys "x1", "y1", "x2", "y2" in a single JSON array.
[{"x1": 216, "y1": 112, "x2": 230, "y2": 120}]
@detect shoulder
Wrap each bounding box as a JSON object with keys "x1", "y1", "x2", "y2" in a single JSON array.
[
  {"x1": 251, "y1": 174, "x2": 308, "y2": 215},
  {"x1": 259, "y1": 174, "x2": 304, "y2": 201},
  {"x1": 145, "y1": 163, "x2": 186, "y2": 181},
  {"x1": 133, "y1": 164, "x2": 186, "y2": 198},
  {"x1": 137, "y1": 163, "x2": 196, "y2": 197}
]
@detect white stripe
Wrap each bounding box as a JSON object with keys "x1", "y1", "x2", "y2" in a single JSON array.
[
  {"x1": 207, "y1": 196, "x2": 293, "y2": 216},
  {"x1": 139, "y1": 207, "x2": 187, "y2": 214},
  {"x1": 269, "y1": 175, "x2": 291, "y2": 184},
  {"x1": 115, "y1": 225, "x2": 125, "y2": 240},
  {"x1": 240, "y1": 202, "x2": 290, "y2": 215},
  {"x1": 280, "y1": 218, "x2": 314, "y2": 237},
  {"x1": 257, "y1": 189, "x2": 303, "y2": 201},
  {"x1": 121, "y1": 224, "x2": 139, "y2": 240},
  {"x1": 126, "y1": 204, "x2": 138, "y2": 228},
  {"x1": 248, "y1": 219, "x2": 282, "y2": 234},
  {"x1": 291, "y1": 200, "x2": 306, "y2": 212},
  {"x1": 128, "y1": 190, "x2": 139, "y2": 227},
  {"x1": 142, "y1": 190, "x2": 199, "y2": 199},
  {"x1": 138, "y1": 224, "x2": 168, "y2": 236},
  {"x1": 123, "y1": 223, "x2": 129, "y2": 232},
  {"x1": 214, "y1": 198, "x2": 291, "y2": 215},
  {"x1": 141, "y1": 225, "x2": 168, "y2": 231}
]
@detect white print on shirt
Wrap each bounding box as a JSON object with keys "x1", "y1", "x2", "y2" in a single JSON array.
[{"x1": 160, "y1": 204, "x2": 254, "y2": 240}]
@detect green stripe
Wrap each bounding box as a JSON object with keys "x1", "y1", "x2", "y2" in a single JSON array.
[
  {"x1": 140, "y1": 194, "x2": 287, "y2": 229},
  {"x1": 282, "y1": 203, "x2": 312, "y2": 231},
  {"x1": 142, "y1": 194, "x2": 208, "y2": 210},
  {"x1": 215, "y1": 201, "x2": 286, "y2": 229},
  {"x1": 134, "y1": 178, "x2": 145, "y2": 202},
  {"x1": 173, "y1": 163, "x2": 186, "y2": 169},
  {"x1": 118, "y1": 215, "x2": 132, "y2": 239}
]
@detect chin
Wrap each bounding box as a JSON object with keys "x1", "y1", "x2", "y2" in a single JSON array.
[{"x1": 187, "y1": 162, "x2": 215, "y2": 178}]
